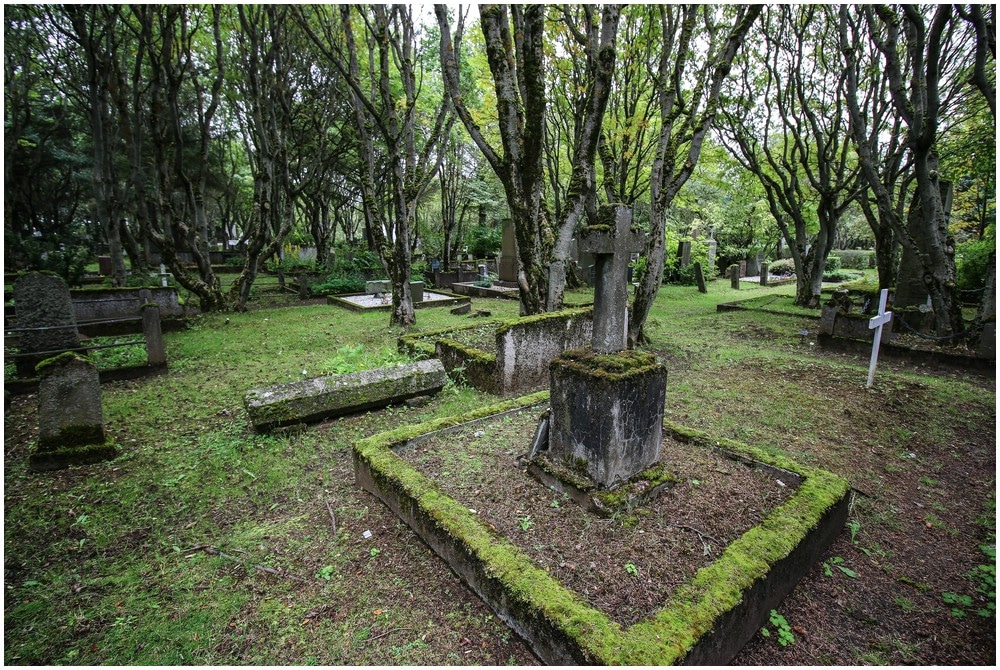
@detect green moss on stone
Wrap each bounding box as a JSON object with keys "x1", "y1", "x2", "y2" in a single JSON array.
[
  {"x1": 495, "y1": 306, "x2": 592, "y2": 337},
  {"x1": 355, "y1": 395, "x2": 851, "y2": 665},
  {"x1": 35, "y1": 351, "x2": 91, "y2": 377},
  {"x1": 553, "y1": 348, "x2": 661, "y2": 382},
  {"x1": 28, "y1": 438, "x2": 118, "y2": 472}
]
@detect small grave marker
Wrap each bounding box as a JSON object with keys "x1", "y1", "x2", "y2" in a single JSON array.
[{"x1": 866, "y1": 289, "x2": 893, "y2": 388}]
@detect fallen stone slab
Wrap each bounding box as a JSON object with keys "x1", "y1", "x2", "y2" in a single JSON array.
[{"x1": 244, "y1": 359, "x2": 447, "y2": 433}]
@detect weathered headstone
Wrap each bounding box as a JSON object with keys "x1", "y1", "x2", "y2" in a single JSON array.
[
  {"x1": 678, "y1": 240, "x2": 692, "y2": 268},
  {"x1": 694, "y1": 262, "x2": 707, "y2": 293},
  {"x1": 706, "y1": 238, "x2": 717, "y2": 273},
  {"x1": 547, "y1": 205, "x2": 667, "y2": 488},
  {"x1": 13, "y1": 272, "x2": 80, "y2": 377},
  {"x1": 760, "y1": 261, "x2": 769, "y2": 286},
  {"x1": 139, "y1": 289, "x2": 166, "y2": 367},
  {"x1": 746, "y1": 254, "x2": 760, "y2": 277},
  {"x1": 739, "y1": 260, "x2": 747, "y2": 278},
  {"x1": 729, "y1": 264, "x2": 741, "y2": 290},
  {"x1": 30, "y1": 352, "x2": 117, "y2": 471}
]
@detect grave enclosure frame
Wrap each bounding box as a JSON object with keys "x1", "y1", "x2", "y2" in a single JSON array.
[{"x1": 352, "y1": 393, "x2": 851, "y2": 665}]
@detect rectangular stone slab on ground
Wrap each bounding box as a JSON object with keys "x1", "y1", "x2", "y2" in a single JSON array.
[{"x1": 244, "y1": 359, "x2": 447, "y2": 433}]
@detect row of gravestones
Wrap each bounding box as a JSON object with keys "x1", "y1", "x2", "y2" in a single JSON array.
[{"x1": 9, "y1": 272, "x2": 165, "y2": 471}]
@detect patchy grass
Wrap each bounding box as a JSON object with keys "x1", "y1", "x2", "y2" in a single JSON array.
[{"x1": 4, "y1": 281, "x2": 995, "y2": 665}]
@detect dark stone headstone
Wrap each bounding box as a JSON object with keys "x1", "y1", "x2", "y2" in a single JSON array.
[
  {"x1": 739, "y1": 260, "x2": 747, "y2": 278},
  {"x1": 30, "y1": 353, "x2": 116, "y2": 471},
  {"x1": 13, "y1": 272, "x2": 80, "y2": 377},
  {"x1": 499, "y1": 219, "x2": 518, "y2": 282},
  {"x1": 729, "y1": 264, "x2": 741, "y2": 290},
  {"x1": 760, "y1": 262, "x2": 769, "y2": 286},
  {"x1": 678, "y1": 241, "x2": 692, "y2": 268},
  {"x1": 694, "y1": 262, "x2": 707, "y2": 293},
  {"x1": 140, "y1": 289, "x2": 166, "y2": 367}
]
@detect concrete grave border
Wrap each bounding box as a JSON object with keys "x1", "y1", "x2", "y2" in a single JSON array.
[
  {"x1": 352, "y1": 392, "x2": 851, "y2": 665},
  {"x1": 326, "y1": 289, "x2": 470, "y2": 312},
  {"x1": 397, "y1": 306, "x2": 594, "y2": 395}
]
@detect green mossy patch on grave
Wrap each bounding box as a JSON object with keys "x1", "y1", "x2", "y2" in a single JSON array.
[
  {"x1": 28, "y1": 438, "x2": 118, "y2": 472},
  {"x1": 494, "y1": 306, "x2": 592, "y2": 338},
  {"x1": 553, "y1": 348, "x2": 661, "y2": 382},
  {"x1": 354, "y1": 394, "x2": 850, "y2": 664},
  {"x1": 34, "y1": 351, "x2": 91, "y2": 377}
]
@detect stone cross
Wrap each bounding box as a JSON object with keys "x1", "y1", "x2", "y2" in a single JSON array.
[
  {"x1": 866, "y1": 288, "x2": 893, "y2": 388},
  {"x1": 578, "y1": 205, "x2": 645, "y2": 353}
]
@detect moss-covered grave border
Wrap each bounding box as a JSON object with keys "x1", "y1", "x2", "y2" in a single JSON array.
[
  {"x1": 396, "y1": 306, "x2": 595, "y2": 396},
  {"x1": 352, "y1": 392, "x2": 852, "y2": 664}
]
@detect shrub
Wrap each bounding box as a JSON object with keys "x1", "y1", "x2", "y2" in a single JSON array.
[
  {"x1": 309, "y1": 276, "x2": 365, "y2": 295},
  {"x1": 955, "y1": 235, "x2": 994, "y2": 293},
  {"x1": 769, "y1": 258, "x2": 796, "y2": 276},
  {"x1": 834, "y1": 249, "x2": 876, "y2": 270},
  {"x1": 825, "y1": 255, "x2": 842, "y2": 271},
  {"x1": 822, "y1": 269, "x2": 860, "y2": 283}
]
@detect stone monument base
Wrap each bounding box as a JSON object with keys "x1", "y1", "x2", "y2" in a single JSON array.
[
  {"x1": 528, "y1": 453, "x2": 677, "y2": 516},
  {"x1": 547, "y1": 349, "x2": 666, "y2": 488},
  {"x1": 29, "y1": 440, "x2": 119, "y2": 472}
]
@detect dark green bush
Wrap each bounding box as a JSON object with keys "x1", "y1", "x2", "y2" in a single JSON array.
[
  {"x1": 955, "y1": 235, "x2": 994, "y2": 292},
  {"x1": 833, "y1": 249, "x2": 876, "y2": 270},
  {"x1": 825, "y1": 255, "x2": 842, "y2": 271},
  {"x1": 309, "y1": 276, "x2": 365, "y2": 295},
  {"x1": 769, "y1": 258, "x2": 796, "y2": 276},
  {"x1": 822, "y1": 269, "x2": 861, "y2": 283}
]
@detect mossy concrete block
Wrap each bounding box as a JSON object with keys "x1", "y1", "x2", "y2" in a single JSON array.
[
  {"x1": 352, "y1": 398, "x2": 851, "y2": 665},
  {"x1": 36, "y1": 353, "x2": 105, "y2": 450},
  {"x1": 548, "y1": 349, "x2": 667, "y2": 488},
  {"x1": 497, "y1": 307, "x2": 593, "y2": 393},
  {"x1": 244, "y1": 359, "x2": 447, "y2": 433}
]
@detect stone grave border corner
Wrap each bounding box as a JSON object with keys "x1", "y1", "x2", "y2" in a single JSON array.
[{"x1": 351, "y1": 392, "x2": 852, "y2": 665}]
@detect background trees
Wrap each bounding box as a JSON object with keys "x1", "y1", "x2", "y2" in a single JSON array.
[{"x1": 4, "y1": 4, "x2": 993, "y2": 344}]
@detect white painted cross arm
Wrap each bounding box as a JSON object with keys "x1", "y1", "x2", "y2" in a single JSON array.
[{"x1": 866, "y1": 289, "x2": 893, "y2": 388}]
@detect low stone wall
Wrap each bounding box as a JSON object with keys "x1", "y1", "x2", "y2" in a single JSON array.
[
  {"x1": 244, "y1": 359, "x2": 447, "y2": 433},
  {"x1": 497, "y1": 307, "x2": 593, "y2": 393},
  {"x1": 818, "y1": 304, "x2": 890, "y2": 343},
  {"x1": 352, "y1": 395, "x2": 851, "y2": 665},
  {"x1": 397, "y1": 307, "x2": 594, "y2": 395},
  {"x1": 70, "y1": 287, "x2": 184, "y2": 321}
]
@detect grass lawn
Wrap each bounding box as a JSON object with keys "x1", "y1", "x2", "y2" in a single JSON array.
[{"x1": 4, "y1": 278, "x2": 995, "y2": 665}]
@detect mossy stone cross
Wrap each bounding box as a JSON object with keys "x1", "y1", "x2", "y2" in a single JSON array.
[{"x1": 578, "y1": 205, "x2": 645, "y2": 353}]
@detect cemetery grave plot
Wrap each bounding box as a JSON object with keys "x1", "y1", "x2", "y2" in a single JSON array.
[
  {"x1": 397, "y1": 406, "x2": 799, "y2": 628},
  {"x1": 328, "y1": 290, "x2": 470, "y2": 312}
]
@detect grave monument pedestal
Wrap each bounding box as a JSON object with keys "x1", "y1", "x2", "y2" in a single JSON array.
[
  {"x1": 544, "y1": 204, "x2": 667, "y2": 490},
  {"x1": 30, "y1": 352, "x2": 117, "y2": 471},
  {"x1": 549, "y1": 350, "x2": 666, "y2": 487}
]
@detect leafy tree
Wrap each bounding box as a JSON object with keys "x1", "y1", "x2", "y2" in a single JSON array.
[
  {"x1": 299, "y1": 5, "x2": 453, "y2": 327},
  {"x1": 437, "y1": 4, "x2": 622, "y2": 315},
  {"x1": 718, "y1": 5, "x2": 858, "y2": 309},
  {"x1": 628, "y1": 4, "x2": 762, "y2": 344}
]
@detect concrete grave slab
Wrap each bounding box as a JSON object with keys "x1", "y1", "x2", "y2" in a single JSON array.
[{"x1": 245, "y1": 359, "x2": 447, "y2": 433}]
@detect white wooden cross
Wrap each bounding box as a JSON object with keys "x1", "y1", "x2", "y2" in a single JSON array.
[{"x1": 866, "y1": 288, "x2": 893, "y2": 388}]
